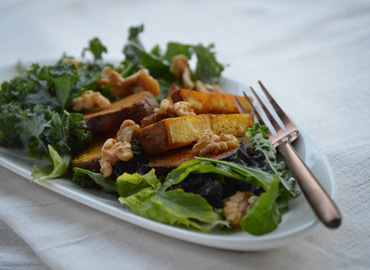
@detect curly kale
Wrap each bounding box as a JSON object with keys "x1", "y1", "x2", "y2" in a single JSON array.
[
  {"x1": 0, "y1": 103, "x2": 27, "y2": 147},
  {"x1": 0, "y1": 61, "x2": 93, "y2": 160},
  {"x1": 0, "y1": 103, "x2": 91, "y2": 159},
  {"x1": 82, "y1": 37, "x2": 108, "y2": 61},
  {"x1": 0, "y1": 36, "x2": 113, "y2": 160}
]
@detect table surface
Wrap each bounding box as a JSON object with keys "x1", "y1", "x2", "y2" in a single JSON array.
[{"x1": 1, "y1": 0, "x2": 369, "y2": 269}]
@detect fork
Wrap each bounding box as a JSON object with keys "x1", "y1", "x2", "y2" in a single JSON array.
[{"x1": 234, "y1": 81, "x2": 341, "y2": 228}]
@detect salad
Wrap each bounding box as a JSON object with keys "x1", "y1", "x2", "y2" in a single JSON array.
[{"x1": 0, "y1": 25, "x2": 299, "y2": 235}]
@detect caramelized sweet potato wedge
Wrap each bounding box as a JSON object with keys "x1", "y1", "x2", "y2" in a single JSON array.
[
  {"x1": 83, "y1": 91, "x2": 159, "y2": 133},
  {"x1": 138, "y1": 113, "x2": 253, "y2": 156},
  {"x1": 149, "y1": 145, "x2": 239, "y2": 176},
  {"x1": 170, "y1": 89, "x2": 252, "y2": 114}
]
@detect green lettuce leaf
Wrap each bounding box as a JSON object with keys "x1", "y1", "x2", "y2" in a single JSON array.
[
  {"x1": 154, "y1": 189, "x2": 216, "y2": 223},
  {"x1": 116, "y1": 169, "x2": 160, "y2": 197},
  {"x1": 163, "y1": 159, "x2": 244, "y2": 191},
  {"x1": 119, "y1": 187, "x2": 221, "y2": 232},
  {"x1": 193, "y1": 158, "x2": 284, "y2": 235},
  {"x1": 117, "y1": 169, "x2": 222, "y2": 232},
  {"x1": 241, "y1": 174, "x2": 282, "y2": 235},
  {"x1": 31, "y1": 145, "x2": 71, "y2": 182},
  {"x1": 167, "y1": 158, "x2": 278, "y2": 192}
]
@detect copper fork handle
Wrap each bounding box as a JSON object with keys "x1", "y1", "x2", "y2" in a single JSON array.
[{"x1": 278, "y1": 141, "x2": 342, "y2": 228}]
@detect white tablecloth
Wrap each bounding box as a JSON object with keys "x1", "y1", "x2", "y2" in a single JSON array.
[{"x1": 1, "y1": 0, "x2": 369, "y2": 269}]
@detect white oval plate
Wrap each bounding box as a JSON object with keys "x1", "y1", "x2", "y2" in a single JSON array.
[{"x1": 0, "y1": 62, "x2": 336, "y2": 251}]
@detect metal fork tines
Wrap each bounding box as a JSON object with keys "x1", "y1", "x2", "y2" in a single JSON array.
[
  {"x1": 247, "y1": 82, "x2": 299, "y2": 147},
  {"x1": 235, "y1": 81, "x2": 341, "y2": 229}
]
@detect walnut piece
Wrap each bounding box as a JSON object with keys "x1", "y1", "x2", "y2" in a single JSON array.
[
  {"x1": 153, "y1": 99, "x2": 195, "y2": 117},
  {"x1": 153, "y1": 99, "x2": 172, "y2": 115},
  {"x1": 192, "y1": 130, "x2": 239, "y2": 156},
  {"x1": 99, "y1": 139, "x2": 133, "y2": 178},
  {"x1": 223, "y1": 192, "x2": 259, "y2": 229},
  {"x1": 170, "y1": 55, "x2": 195, "y2": 89},
  {"x1": 98, "y1": 67, "x2": 160, "y2": 98},
  {"x1": 72, "y1": 90, "x2": 111, "y2": 112},
  {"x1": 116, "y1": 120, "x2": 140, "y2": 143},
  {"x1": 173, "y1": 101, "x2": 196, "y2": 117},
  {"x1": 98, "y1": 67, "x2": 125, "y2": 96},
  {"x1": 182, "y1": 67, "x2": 195, "y2": 89},
  {"x1": 121, "y1": 69, "x2": 160, "y2": 97},
  {"x1": 195, "y1": 80, "x2": 223, "y2": 94}
]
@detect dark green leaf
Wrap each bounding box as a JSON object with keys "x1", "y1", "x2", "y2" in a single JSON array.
[
  {"x1": 193, "y1": 44, "x2": 224, "y2": 85},
  {"x1": 49, "y1": 63, "x2": 79, "y2": 110},
  {"x1": 72, "y1": 167, "x2": 116, "y2": 192},
  {"x1": 128, "y1": 24, "x2": 145, "y2": 49},
  {"x1": 82, "y1": 37, "x2": 108, "y2": 61},
  {"x1": 163, "y1": 42, "x2": 192, "y2": 62},
  {"x1": 246, "y1": 122, "x2": 299, "y2": 200},
  {"x1": 241, "y1": 175, "x2": 282, "y2": 235}
]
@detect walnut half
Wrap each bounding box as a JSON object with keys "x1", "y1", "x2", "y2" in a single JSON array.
[
  {"x1": 116, "y1": 120, "x2": 140, "y2": 144},
  {"x1": 72, "y1": 90, "x2": 111, "y2": 113},
  {"x1": 192, "y1": 130, "x2": 239, "y2": 156},
  {"x1": 98, "y1": 67, "x2": 160, "y2": 98},
  {"x1": 99, "y1": 139, "x2": 133, "y2": 178},
  {"x1": 170, "y1": 54, "x2": 194, "y2": 89},
  {"x1": 153, "y1": 99, "x2": 195, "y2": 117},
  {"x1": 173, "y1": 101, "x2": 196, "y2": 117},
  {"x1": 224, "y1": 192, "x2": 259, "y2": 229},
  {"x1": 195, "y1": 80, "x2": 223, "y2": 94},
  {"x1": 153, "y1": 99, "x2": 172, "y2": 115}
]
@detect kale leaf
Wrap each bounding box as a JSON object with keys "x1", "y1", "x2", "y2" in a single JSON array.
[
  {"x1": 0, "y1": 62, "x2": 92, "y2": 160},
  {"x1": 192, "y1": 44, "x2": 225, "y2": 85},
  {"x1": 82, "y1": 37, "x2": 108, "y2": 61},
  {"x1": 0, "y1": 103, "x2": 28, "y2": 147},
  {"x1": 120, "y1": 25, "x2": 224, "y2": 100},
  {"x1": 41, "y1": 63, "x2": 79, "y2": 110},
  {"x1": 16, "y1": 105, "x2": 91, "y2": 159},
  {"x1": 246, "y1": 122, "x2": 300, "y2": 212},
  {"x1": 0, "y1": 63, "x2": 80, "y2": 112}
]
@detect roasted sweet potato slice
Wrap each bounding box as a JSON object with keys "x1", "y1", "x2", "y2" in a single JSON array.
[
  {"x1": 170, "y1": 89, "x2": 252, "y2": 114},
  {"x1": 83, "y1": 91, "x2": 159, "y2": 134},
  {"x1": 138, "y1": 113, "x2": 253, "y2": 156},
  {"x1": 149, "y1": 145, "x2": 239, "y2": 175}
]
